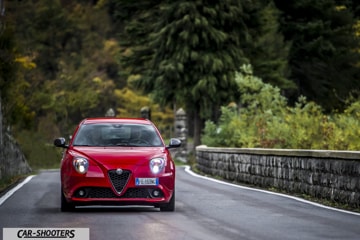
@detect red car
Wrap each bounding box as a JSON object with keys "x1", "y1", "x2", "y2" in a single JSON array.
[{"x1": 54, "y1": 118, "x2": 181, "y2": 212}]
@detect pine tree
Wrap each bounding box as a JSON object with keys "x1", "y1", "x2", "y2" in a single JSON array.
[
  {"x1": 244, "y1": 0, "x2": 295, "y2": 91},
  {"x1": 274, "y1": 0, "x2": 360, "y2": 111},
  {"x1": 108, "y1": 0, "x2": 162, "y2": 87},
  {"x1": 142, "y1": 0, "x2": 249, "y2": 146}
]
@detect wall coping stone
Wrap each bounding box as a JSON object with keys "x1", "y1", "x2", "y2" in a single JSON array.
[{"x1": 196, "y1": 145, "x2": 360, "y2": 160}]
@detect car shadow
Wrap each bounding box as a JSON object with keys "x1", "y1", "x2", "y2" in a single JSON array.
[
  {"x1": 68, "y1": 205, "x2": 160, "y2": 213},
  {"x1": 37, "y1": 205, "x2": 174, "y2": 214}
]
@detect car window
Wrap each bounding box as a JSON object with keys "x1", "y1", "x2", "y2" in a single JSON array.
[{"x1": 72, "y1": 123, "x2": 163, "y2": 147}]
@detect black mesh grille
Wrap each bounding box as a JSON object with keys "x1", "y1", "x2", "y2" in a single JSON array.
[
  {"x1": 122, "y1": 188, "x2": 153, "y2": 198},
  {"x1": 108, "y1": 169, "x2": 131, "y2": 193},
  {"x1": 74, "y1": 187, "x2": 163, "y2": 199},
  {"x1": 88, "y1": 187, "x2": 116, "y2": 198}
]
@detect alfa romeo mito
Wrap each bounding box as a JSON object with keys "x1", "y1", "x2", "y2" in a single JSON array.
[{"x1": 54, "y1": 118, "x2": 181, "y2": 212}]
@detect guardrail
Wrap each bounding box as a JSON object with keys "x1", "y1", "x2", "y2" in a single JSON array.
[{"x1": 196, "y1": 146, "x2": 360, "y2": 208}]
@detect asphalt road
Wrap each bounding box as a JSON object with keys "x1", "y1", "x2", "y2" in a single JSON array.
[{"x1": 0, "y1": 166, "x2": 359, "y2": 240}]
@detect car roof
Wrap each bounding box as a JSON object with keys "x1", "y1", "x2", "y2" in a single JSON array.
[{"x1": 80, "y1": 118, "x2": 153, "y2": 125}]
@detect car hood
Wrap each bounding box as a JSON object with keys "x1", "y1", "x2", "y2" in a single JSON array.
[{"x1": 71, "y1": 147, "x2": 167, "y2": 169}]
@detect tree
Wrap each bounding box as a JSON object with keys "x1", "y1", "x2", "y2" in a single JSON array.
[
  {"x1": 121, "y1": 0, "x2": 249, "y2": 148},
  {"x1": 7, "y1": 0, "x2": 120, "y2": 131},
  {"x1": 0, "y1": 16, "x2": 16, "y2": 103},
  {"x1": 13, "y1": 0, "x2": 76, "y2": 81},
  {"x1": 108, "y1": 0, "x2": 162, "y2": 88},
  {"x1": 0, "y1": 1, "x2": 35, "y2": 127},
  {"x1": 343, "y1": 0, "x2": 360, "y2": 17},
  {"x1": 244, "y1": 0, "x2": 295, "y2": 91},
  {"x1": 274, "y1": 0, "x2": 360, "y2": 111}
]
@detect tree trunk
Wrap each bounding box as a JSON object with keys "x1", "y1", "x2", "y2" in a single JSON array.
[
  {"x1": 0, "y1": 93, "x2": 2, "y2": 147},
  {"x1": 193, "y1": 111, "x2": 201, "y2": 151}
]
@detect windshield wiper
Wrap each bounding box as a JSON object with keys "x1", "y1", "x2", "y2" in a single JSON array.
[
  {"x1": 115, "y1": 143, "x2": 140, "y2": 147},
  {"x1": 74, "y1": 144, "x2": 110, "y2": 147}
]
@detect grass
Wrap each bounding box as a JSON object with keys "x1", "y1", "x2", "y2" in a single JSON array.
[
  {"x1": 0, "y1": 174, "x2": 31, "y2": 197},
  {"x1": 291, "y1": 193, "x2": 360, "y2": 213},
  {"x1": 0, "y1": 130, "x2": 60, "y2": 196}
]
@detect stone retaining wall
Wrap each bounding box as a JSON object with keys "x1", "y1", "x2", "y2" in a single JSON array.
[
  {"x1": 196, "y1": 146, "x2": 360, "y2": 208},
  {"x1": 0, "y1": 132, "x2": 32, "y2": 180},
  {"x1": 0, "y1": 101, "x2": 32, "y2": 180}
]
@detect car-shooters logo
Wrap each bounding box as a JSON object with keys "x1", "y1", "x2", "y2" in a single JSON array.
[{"x1": 3, "y1": 228, "x2": 89, "y2": 240}]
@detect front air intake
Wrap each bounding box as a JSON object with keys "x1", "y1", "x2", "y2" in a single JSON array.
[{"x1": 108, "y1": 169, "x2": 131, "y2": 194}]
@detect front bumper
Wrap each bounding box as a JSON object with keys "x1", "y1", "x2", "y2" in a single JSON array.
[{"x1": 62, "y1": 167, "x2": 175, "y2": 206}]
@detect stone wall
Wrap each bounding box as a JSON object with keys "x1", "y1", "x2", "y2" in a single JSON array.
[
  {"x1": 0, "y1": 132, "x2": 32, "y2": 179},
  {"x1": 196, "y1": 146, "x2": 360, "y2": 208},
  {"x1": 0, "y1": 99, "x2": 32, "y2": 180}
]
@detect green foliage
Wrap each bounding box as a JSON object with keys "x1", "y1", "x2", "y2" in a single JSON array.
[
  {"x1": 147, "y1": 0, "x2": 247, "y2": 117},
  {"x1": 9, "y1": 1, "x2": 123, "y2": 131},
  {"x1": 2, "y1": 0, "x2": 360, "y2": 172},
  {"x1": 114, "y1": 87, "x2": 174, "y2": 139},
  {"x1": 14, "y1": 129, "x2": 62, "y2": 170},
  {"x1": 274, "y1": 0, "x2": 360, "y2": 111},
  {"x1": 108, "y1": 0, "x2": 161, "y2": 87},
  {"x1": 0, "y1": 23, "x2": 16, "y2": 97},
  {"x1": 110, "y1": 0, "x2": 251, "y2": 146},
  {"x1": 244, "y1": 0, "x2": 294, "y2": 90},
  {"x1": 202, "y1": 65, "x2": 360, "y2": 150},
  {"x1": 14, "y1": 0, "x2": 74, "y2": 80},
  {"x1": 0, "y1": 14, "x2": 36, "y2": 127},
  {"x1": 3, "y1": 1, "x2": 177, "y2": 171}
]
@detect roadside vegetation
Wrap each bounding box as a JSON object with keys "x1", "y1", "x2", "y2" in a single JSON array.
[
  {"x1": 202, "y1": 65, "x2": 360, "y2": 150},
  {"x1": 0, "y1": 174, "x2": 30, "y2": 196},
  {"x1": 0, "y1": 1, "x2": 360, "y2": 171}
]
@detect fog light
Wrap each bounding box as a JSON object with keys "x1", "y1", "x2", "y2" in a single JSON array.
[
  {"x1": 78, "y1": 190, "x2": 86, "y2": 197},
  {"x1": 153, "y1": 190, "x2": 160, "y2": 197}
]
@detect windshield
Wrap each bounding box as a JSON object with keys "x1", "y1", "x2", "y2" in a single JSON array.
[{"x1": 72, "y1": 123, "x2": 163, "y2": 147}]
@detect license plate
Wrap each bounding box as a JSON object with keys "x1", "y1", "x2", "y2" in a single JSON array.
[{"x1": 135, "y1": 178, "x2": 159, "y2": 186}]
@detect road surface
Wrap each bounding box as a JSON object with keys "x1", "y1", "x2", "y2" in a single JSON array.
[{"x1": 0, "y1": 166, "x2": 359, "y2": 240}]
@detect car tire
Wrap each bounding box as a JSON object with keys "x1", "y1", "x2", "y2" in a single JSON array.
[
  {"x1": 160, "y1": 191, "x2": 175, "y2": 212},
  {"x1": 61, "y1": 189, "x2": 75, "y2": 212}
]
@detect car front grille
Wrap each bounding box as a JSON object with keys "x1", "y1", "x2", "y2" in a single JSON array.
[
  {"x1": 108, "y1": 169, "x2": 131, "y2": 194},
  {"x1": 74, "y1": 187, "x2": 164, "y2": 199}
]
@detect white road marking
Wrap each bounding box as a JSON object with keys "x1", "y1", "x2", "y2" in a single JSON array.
[
  {"x1": 2, "y1": 168, "x2": 360, "y2": 217},
  {"x1": 183, "y1": 165, "x2": 360, "y2": 216},
  {"x1": 0, "y1": 175, "x2": 35, "y2": 206}
]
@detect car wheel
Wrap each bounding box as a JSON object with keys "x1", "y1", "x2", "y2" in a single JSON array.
[
  {"x1": 160, "y1": 191, "x2": 175, "y2": 212},
  {"x1": 61, "y1": 189, "x2": 75, "y2": 212}
]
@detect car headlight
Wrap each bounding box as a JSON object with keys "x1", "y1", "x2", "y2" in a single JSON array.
[
  {"x1": 149, "y1": 157, "x2": 165, "y2": 174},
  {"x1": 73, "y1": 157, "x2": 89, "y2": 174}
]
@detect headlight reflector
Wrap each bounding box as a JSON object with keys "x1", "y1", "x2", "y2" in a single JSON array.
[
  {"x1": 150, "y1": 158, "x2": 165, "y2": 174},
  {"x1": 73, "y1": 157, "x2": 89, "y2": 174}
]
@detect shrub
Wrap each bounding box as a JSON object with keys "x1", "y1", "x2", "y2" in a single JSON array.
[{"x1": 202, "y1": 65, "x2": 360, "y2": 150}]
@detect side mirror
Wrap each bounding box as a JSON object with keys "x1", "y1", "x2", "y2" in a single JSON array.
[
  {"x1": 166, "y1": 138, "x2": 182, "y2": 149},
  {"x1": 54, "y1": 137, "x2": 68, "y2": 148}
]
